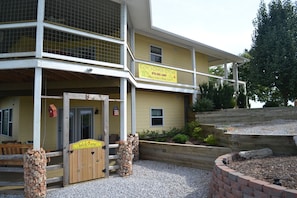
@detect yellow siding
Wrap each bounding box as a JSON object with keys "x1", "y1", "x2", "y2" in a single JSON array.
[
  {"x1": 108, "y1": 94, "x2": 120, "y2": 136},
  {"x1": 135, "y1": 90, "x2": 185, "y2": 132},
  {"x1": 18, "y1": 97, "x2": 33, "y2": 143},
  {"x1": 135, "y1": 34, "x2": 192, "y2": 70},
  {"x1": 196, "y1": 52, "x2": 210, "y2": 85}
]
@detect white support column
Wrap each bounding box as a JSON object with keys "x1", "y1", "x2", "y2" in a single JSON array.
[
  {"x1": 36, "y1": 0, "x2": 45, "y2": 58},
  {"x1": 224, "y1": 63, "x2": 228, "y2": 80},
  {"x1": 234, "y1": 64, "x2": 239, "y2": 92},
  {"x1": 33, "y1": 67, "x2": 42, "y2": 150},
  {"x1": 120, "y1": 78, "x2": 128, "y2": 141},
  {"x1": 232, "y1": 63, "x2": 239, "y2": 92},
  {"x1": 131, "y1": 85, "x2": 136, "y2": 135},
  {"x1": 232, "y1": 63, "x2": 236, "y2": 90},
  {"x1": 191, "y1": 48, "x2": 198, "y2": 103},
  {"x1": 120, "y1": 1, "x2": 128, "y2": 70},
  {"x1": 130, "y1": 28, "x2": 136, "y2": 75}
]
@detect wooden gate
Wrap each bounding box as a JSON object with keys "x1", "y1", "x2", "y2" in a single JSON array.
[{"x1": 69, "y1": 139, "x2": 105, "y2": 184}]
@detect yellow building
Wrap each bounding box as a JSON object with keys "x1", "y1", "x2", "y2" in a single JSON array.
[{"x1": 0, "y1": 0, "x2": 247, "y2": 151}]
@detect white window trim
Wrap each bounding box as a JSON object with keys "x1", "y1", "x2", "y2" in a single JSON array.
[
  {"x1": 150, "y1": 108, "x2": 164, "y2": 127},
  {"x1": 150, "y1": 45, "x2": 162, "y2": 63}
]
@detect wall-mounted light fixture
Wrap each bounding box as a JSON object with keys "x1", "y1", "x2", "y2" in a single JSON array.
[{"x1": 113, "y1": 106, "x2": 119, "y2": 116}]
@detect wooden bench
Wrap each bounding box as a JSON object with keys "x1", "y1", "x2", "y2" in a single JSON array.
[{"x1": 0, "y1": 143, "x2": 33, "y2": 166}]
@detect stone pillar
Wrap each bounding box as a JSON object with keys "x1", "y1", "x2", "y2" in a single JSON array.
[
  {"x1": 117, "y1": 140, "x2": 133, "y2": 177},
  {"x1": 24, "y1": 148, "x2": 47, "y2": 198},
  {"x1": 128, "y1": 133, "x2": 139, "y2": 161}
]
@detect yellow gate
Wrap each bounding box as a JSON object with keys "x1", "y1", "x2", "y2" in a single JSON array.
[{"x1": 69, "y1": 139, "x2": 105, "y2": 184}]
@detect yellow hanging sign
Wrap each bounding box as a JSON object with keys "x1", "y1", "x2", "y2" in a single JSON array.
[
  {"x1": 72, "y1": 139, "x2": 104, "y2": 150},
  {"x1": 139, "y1": 63, "x2": 177, "y2": 83}
]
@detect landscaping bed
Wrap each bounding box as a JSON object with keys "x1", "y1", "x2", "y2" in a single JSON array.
[{"x1": 227, "y1": 155, "x2": 297, "y2": 190}]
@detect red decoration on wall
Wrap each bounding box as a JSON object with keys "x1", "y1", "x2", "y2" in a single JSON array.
[{"x1": 48, "y1": 104, "x2": 57, "y2": 118}]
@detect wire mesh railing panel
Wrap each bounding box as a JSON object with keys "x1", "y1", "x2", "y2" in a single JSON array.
[
  {"x1": 0, "y1": 28, "x2": 36, "y2": 53},
  {"x1": 43, "y1": 28, "x2": 121, "y2": 64},
  {"x1": 45, "y1": 0, "x2": 121, "y2": 39},
  {"x1": 0, "y1": 0, "x2": 37, "y2": 23}
]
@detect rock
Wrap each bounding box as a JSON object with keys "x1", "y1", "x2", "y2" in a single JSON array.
[{"x1": 239, "y1": 148, "x2": 273, "y2": 160}]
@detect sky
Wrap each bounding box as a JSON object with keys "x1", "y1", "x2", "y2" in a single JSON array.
[
  {"x1": 151, "y1": 0, "x2": 270, "y2": 55},
  {"x1": 151, "y1": 0, "x2": 272, "y2": 108}
]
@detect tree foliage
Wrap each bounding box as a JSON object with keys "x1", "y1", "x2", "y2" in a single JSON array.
[{"x1": 249, "y1": 0, "x2": 297, "y2": 106}]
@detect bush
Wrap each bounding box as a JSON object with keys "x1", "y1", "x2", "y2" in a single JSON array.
[
  {"x1": 203, "y1": 134, "x2": 217, "y2": 145},
  {"x1": 237, "y1": 88, "x2": 247, "y2": 108},
  {"x1": 172, "y1": 134, "x2": 189, "y2": 144},
  {"x1": 193, "y1": 98, "x2": 214, "y2": 112},
  {"x1": 184, "y1": 121, "x2": 202, "y2": 140},
  {"x1": 197, "y1": 82, "x2": 236, "y2": 110},
  {"x1": 218, "y1": 84, "x2": 235, "y2": 109}
]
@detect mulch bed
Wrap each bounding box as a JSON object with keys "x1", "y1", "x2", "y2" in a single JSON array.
[{"x1": 227, "y1": 155, "x2": 297, "y2": 190}]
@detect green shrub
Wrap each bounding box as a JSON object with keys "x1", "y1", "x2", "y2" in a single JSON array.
[
  {"x1": 197, "y1": 82, "x2": 236, "y2": 110},
  {"x1": 237, "y1": 88, "x2": 247, "y2": 108},
  {"x1": 184, "y1": 121, "x2": 202, "y2": 140},
  {"x1": 193, "y1": 98, "x2": 214, "y2": 112},
  {"x1": 218, "y1": 84, "x2": 235, "y2": 109},
  {"x1": 203, "y1": 134, "x2": 217, "y2": 145},
  {"x1": 166, "y1": 127, "x2": 184, "y2": 138},
  {"x1": 172, "y1": 134, "x2": 189, "y2": 144}
]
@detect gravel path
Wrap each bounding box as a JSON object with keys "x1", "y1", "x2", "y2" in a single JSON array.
[
  {"x1": 224, "y1": 119, "x2": 297, "y2": 135},
  {"x1": 0, "y1": 160, "x2": 211, "y2": 198}
]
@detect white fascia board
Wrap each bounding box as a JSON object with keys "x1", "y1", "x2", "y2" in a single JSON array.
[
  {"x1": 137, "y1": 82, "x2": 195, "y2": 94},
  {"x1": 0, "y1": 59, "x2": 38, "y2": 69},
  {"x1": 39, "y1": 59, "x2": 129, "y2": 78},
  {"x1": 0, "y1": 58, "x2": 194, "y2": 94},
  {"x1": 0, "y1": 52, "x2": 36, "y2": 59}
]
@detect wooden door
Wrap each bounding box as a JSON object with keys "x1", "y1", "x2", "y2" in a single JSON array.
[{"x1": 69, "y1": 139, "x2": 105, "y2": 184}]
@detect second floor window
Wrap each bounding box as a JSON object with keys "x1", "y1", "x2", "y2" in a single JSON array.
[{"x1": 150, "y1": 46, "x2": 162, "y2": 63}]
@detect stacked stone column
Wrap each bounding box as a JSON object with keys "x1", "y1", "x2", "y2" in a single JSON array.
[
  {"x1": 128, "y1": 133, "x2": 139, "y2": 161},
  {"x1": 117, "y1": 140, "x2": 133, "y2": 176},
  {"x1": 117, "y1": 133, "x2": 139, "y2": 177},
  {"x1": 24, "y1": 148, "x2": 47, "y2": 198}
]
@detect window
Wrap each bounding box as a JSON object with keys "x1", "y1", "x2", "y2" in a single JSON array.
[
  {"x1": 150, "y1": 46, "x2": 162, "y2": 63},
  {"x1": 0, "y1": 108, "x2": 13, "y2": 136},
  {"x1": 151, "y1": 108, "x2": 163, "y2": 126},
  {"x1": 58, "y1": 108, "x2": 94, "y2": 149}
]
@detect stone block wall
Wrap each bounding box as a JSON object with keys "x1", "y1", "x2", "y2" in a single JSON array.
[{"x1": 209, "y1": 153, "x2": 297, "y2": 198}]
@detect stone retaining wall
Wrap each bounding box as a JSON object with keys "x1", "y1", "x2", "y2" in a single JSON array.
[
  {"x1": 196, "y1": 107, "x2": 297, "y2": 126},
  {"x1": 209, "y1": 153, "x2": 297, "y2": 197},
  {"x1": 139, "y1": 140, "x2": 232, "y2": 170}
]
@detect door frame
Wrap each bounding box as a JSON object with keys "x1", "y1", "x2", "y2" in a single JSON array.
[{"x1": 62, "y1": 92, "x2": 109, "y2": 186}]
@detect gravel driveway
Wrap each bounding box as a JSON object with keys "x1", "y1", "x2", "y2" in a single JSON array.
[{"x1": 0, "y1": 160, "x2": 211, "y2": 198}]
